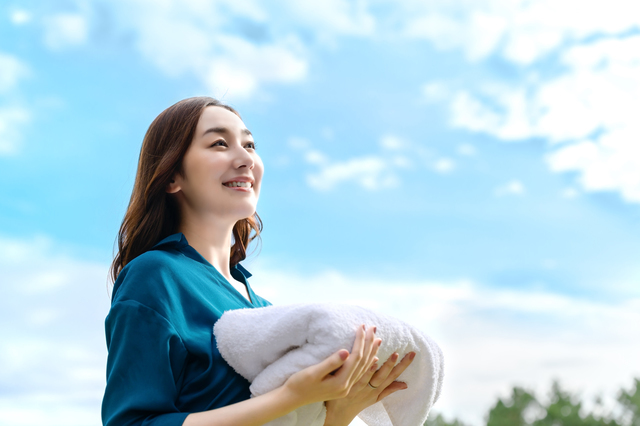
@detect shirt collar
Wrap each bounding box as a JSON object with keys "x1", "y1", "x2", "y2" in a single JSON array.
[
  {"x1": 152, "y1": 232, "x2": 252, "y2": 278},
  {"x1": 152, "y1": 232, "x2": 189, "y2": 250}
]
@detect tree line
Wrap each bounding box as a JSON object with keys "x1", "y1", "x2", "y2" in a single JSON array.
[{"x1": 425, "y1": 378, "x2": 640, "y2": 426}]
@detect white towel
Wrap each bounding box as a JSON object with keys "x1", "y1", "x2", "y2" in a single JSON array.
[{"x1": 214, "y1": 303, "x2": 444, "y2": 426}]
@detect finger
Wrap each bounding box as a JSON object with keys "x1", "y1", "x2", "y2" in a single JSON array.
[
  {"x1": 353, "y1": 326, "x2": 377, "y2": 382},
  {"x1": 379, "y1": 351, "x2": 416, "y2": 388},
  {"x1": 349, "y1": 355, "x2": 379, "y2": 393},
  {"x1": 362, "y1": 326, "x2": 375, "y2": 364},
  {"x1": 337, "y1": 325, "x2": 365, "y2": 381},
  {"x1": 370, "y1": 356, "x2": 379, "y2": 372},
  {"x1": 370, "y1": 351, "x2": 399, "y2": 386},
  {"x1": 310, "y1": 349, "x2": 350, "y2": 378},
  {"x1": 361, "y1": 337, "x2": 381, "y2": 382},
  {"x1": 362, "y1": 356, "x2": 380, "y2": 385},
  {"x1": 364, "y1": 356, "x2": 379, "y2": 385},
  {"x1": 366, "y1": 332, "x2": 381, "y2": 364},
  {"x1": 377, "y1": 381, "x2": 408, "y2": 401}
]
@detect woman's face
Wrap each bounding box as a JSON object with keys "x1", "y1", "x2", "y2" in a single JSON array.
[{"x1": 170, "y1": 106, "x2": 263, "y2": 224}]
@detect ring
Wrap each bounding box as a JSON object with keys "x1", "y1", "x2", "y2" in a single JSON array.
[{"x1": 368, "y1": 382, "x2": 378, "y2": 389}]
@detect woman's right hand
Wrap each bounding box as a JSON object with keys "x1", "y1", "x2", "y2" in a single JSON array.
[
  {"x1": 282, "y1": 324, "x2": 381, "y2": 407},
  {"x1": 184, "y1": 325, "x2": 381, "y2": 426}
]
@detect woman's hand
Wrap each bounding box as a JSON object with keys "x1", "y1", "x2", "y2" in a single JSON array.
[
  {"x1": 184, "y1": 326, "x2": 412, "y2": 426},
  {"x1": 184, "y1": 326, "x2": 377, "y2": 426},
  {"x1": 323, "y1": 350, "x2": 416, "y2": 426},
  {"x1": 282, "y1": 324, "x2": 380, "y2": 407}
]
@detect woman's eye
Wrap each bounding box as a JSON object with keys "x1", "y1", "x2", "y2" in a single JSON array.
[
  {"x1": 210, "y1": 140, "x2": 227, "y2": 147},
  {"x1": 245, "y1": 142, "x2": 256, "y2": 150}
]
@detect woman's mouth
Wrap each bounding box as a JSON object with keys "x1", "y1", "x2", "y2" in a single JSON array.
[{"x1": 223, "y1": 181, "x2": 252, "y2": 188}]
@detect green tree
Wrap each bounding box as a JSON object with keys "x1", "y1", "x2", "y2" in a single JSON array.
[
  {"x1": 529, "y1": 381, "x2": 618, "y2": 426},
  {"x1": 618, "y1": 378, "x2": 640, "y2": 426},
  {"x1": 486, "y1": 386, "x2": 538, "y2": 426},
  {"x1": 533, "y1": 381, "x2": 586, "y2": 426},
  {"x1": 424, "y1": 412, "x2": 468, "y2": 426},
  {"x1": 423, "y1": 378, "x2": 638, "y2": 426}
]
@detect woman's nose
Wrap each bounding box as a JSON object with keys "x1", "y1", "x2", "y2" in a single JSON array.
[{"x1": 233, "y1": 146, "x2": 254, "y2": 170}]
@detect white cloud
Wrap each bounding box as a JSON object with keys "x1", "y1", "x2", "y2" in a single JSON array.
[
  {"x1": 404, "y1": 11, "x2": 507, "y2": 62},
  {"x1": 43, "y1": 13, "x2": 89, "y2": 50},
  {"x1": 398, "y1": 0, "x2": 640, "y2": 64},
  {"x1": 0, "y1": 52, "x2": 29, "y2": 93},
  {"x1": 0, "y1": 107, "x2": 30, "y2": 155},
  {"x1": 407, "y1": 1, "x2": 640, "y2": 203},
  {"x1": 307, "y1": 155, "x2": 398, "y2": 191},
  {"x1": 433, "y1": 158, "x2": 455, "y2": 174},
  {"x1": 202, "y1": 35, "x2": 308, "y2": 98},
  {"x1": 450, "y1": 90, "x2": 502, "y2": 135},
  {"x1": 379, "y1": 135, "x2": 404, "y2": 151},
  {"x1": 294, "y1": 134, "x2": 428, "y2": 191},
  {"x1": 427, "y1": 29, "x2": 639, "y2": 204},
  {"x1": 283, "y1": 0, "x2": 375, "y2": 43},
  {"x1": 250, "y1": 263, "x2": 640, "y2": 426},
  {"x1": 0, "y1": 52, "x2": 30, "y2": 155},
  {"x1": 547, "y1": 130, "x2": 640, "y2": 203},
  {"x1": 447, "y1": 34, "x2": 640, "y2": 202},
  {"x1": 292, "y1": 132, "x2": 454, "y2": 190},
  {"x1": 304, "y1": 149, "x2": 329, "y2": 165},
  {"x1": 10, "y1": 9, "x2": 32, "y2": 25},
  {"x1": 0, "y1": 235, "x2": 110, "y2": 426},
  {"x1": 101, "y1": 0, "x2": 310, "y2": 98},
  {"x1": 494, "y1": 179, "x2": 525, "y2": 197}
]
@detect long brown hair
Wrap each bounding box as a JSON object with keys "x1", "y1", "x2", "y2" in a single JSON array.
[{"x1": 110, "y1": 96, "x2": 262, "y2": 283}]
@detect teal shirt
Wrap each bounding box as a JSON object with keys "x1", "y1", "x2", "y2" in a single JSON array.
[{"x1": 102, "y1": 233, "x2": 271, "y2": 426}]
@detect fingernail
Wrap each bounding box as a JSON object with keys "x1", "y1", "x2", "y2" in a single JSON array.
[
  {"x1": 391, "y1": 353, "x2": 399, "y2": 362},
  {"x1": 370, "y1": 363, "x2": 377, "y2": 371},
  {"x1": 402, "y1": 384, "x2": 408, "y2": 390},
  {"x1": 362, "y1": 324, "x2": 366, "y2": 330},
  {"x1": 410, "y1": 352, "x2": 416, "y2": 360},
  {"x1": 373, "y1": 357, "x2": 379, "y2": 363},
  {"x1": 377, "y1": 339, "x2": 382, "y2": 347},
  {"x1": 373, "y1": 326, "x2": 377, "y2": 333},
  {"x1": 339, "y1": 350, "x2": 349, "y2": 360}
]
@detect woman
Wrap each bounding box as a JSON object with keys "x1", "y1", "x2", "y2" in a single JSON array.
[{"x1": 102, "y1": 96, "x2": 414, "y2": 426}]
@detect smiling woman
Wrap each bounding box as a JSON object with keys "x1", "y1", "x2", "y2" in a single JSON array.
[
  {"x1": 109, "y1": 98, "x2": 262, "y2": 280},
  {"x1": 102, "y1": 97, "x2": 414, "y2": 426},
  {"x1": 165, "y1": 105, "x2": 264, "y2": 295}
]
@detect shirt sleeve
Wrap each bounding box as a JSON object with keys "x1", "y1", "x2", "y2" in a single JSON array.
[{"x1": 102, "y1": 300, "x2": 190, "y2": 426}]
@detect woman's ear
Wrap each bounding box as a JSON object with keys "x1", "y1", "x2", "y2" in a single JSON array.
[{"x1": 166, "y1": 176, "x2": 182, "y2": 194}]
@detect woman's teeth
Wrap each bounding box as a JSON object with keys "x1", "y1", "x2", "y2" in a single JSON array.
[{"x1": 224, "y1": 181, "x2": 251, "y2": 188}]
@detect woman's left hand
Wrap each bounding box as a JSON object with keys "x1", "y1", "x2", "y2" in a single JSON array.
[{"x1": 323, "y1": 350, "x2": 416, "y2": 426}]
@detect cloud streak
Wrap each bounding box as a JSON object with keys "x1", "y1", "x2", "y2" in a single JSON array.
[{"x1": 287, "y1": 134, "x2": 462, "y2": 192}]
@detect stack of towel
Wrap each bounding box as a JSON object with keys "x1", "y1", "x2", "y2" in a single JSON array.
[{"x1": 214, "y1": 303, "x2": 444, "y2": 426}]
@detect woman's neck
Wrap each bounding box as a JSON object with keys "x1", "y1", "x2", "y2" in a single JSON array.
[{"x1": 179, "y1": 215, "x2": 235, "y2": 281}]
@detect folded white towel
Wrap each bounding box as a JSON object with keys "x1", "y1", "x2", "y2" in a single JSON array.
[{"x1": 214, "y1": 303, "x2": 444, "y2": 426}]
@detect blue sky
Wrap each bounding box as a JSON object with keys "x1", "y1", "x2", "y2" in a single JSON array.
[{"x1": 1, "y1": 1, "x2": 639, "y2": 425}]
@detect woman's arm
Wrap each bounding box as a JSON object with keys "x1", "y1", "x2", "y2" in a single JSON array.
[{"x1": 184, "y1": 325, "x2": 379, "y2": 426}]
